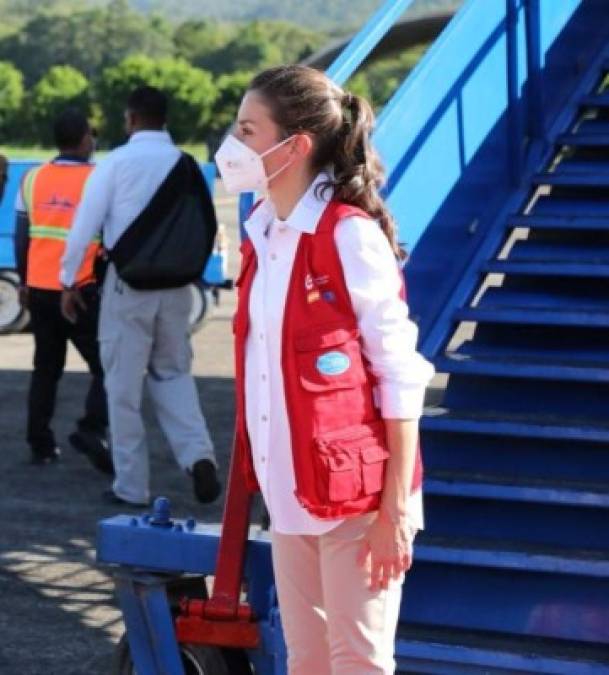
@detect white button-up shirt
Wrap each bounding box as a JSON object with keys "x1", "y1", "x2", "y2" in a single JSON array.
[
  {"x1": 244, "y1": 174, "x2": 434, "y2": 535},
  {"x1": 61, "y1": 130, "x2": 180, "y2": 286}
]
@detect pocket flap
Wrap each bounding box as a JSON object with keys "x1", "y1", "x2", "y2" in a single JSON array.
[
  {"x1": 295, "y1": 325, "x2": 359, "y2": 352},
  {"x1": 361, "y1": 445, "x2": 390, "y2": 464},
  {"x1": 327, "y1": 455, "x2": 355, "y2": 472}
]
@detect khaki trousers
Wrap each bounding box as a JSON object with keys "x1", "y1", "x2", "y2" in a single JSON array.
[{"x1": 271, "y1": 514, "x2": 417, "y2": 675}]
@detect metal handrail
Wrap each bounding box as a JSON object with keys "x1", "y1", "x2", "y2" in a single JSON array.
[{"x1": 326, "y1": 0, "x2": 417, "y2": 85}]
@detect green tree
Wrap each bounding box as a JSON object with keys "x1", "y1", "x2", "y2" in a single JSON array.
[
  {"x1": 174, "y1": 20, "x2": 237, "y2": 70},
  {"x1": 31, "y1": 65, "x2": 90, "y2": 144},
  {"x1": 98, "y1": 55, "x2": 218, "y2": 146},
  {"x1": 204, "y1": 23, "x2": 283, "y2": 75},
  {"x1": 208, "y1": 70, "x2": 253, "y2": 151},
  {"x1": 0, "y1": 1, "x2": 174, "y2": 85},
  {"x1": 0, "y1": 61, "x2": 25, "y2": 141}
]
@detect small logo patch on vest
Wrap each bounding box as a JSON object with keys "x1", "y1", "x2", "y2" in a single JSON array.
[{"x1": 316, "y1": 351, "x2": 350, "y2": 376}]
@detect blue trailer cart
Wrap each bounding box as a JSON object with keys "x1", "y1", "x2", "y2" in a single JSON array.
[
  {"x1": 0, "y1": 160, "x2": 226, "y2": 334},
  {"x1": 98, "y1": 0, "x2": 609, "y2": 672}
]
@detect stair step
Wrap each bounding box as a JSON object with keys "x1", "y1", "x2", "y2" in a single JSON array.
[
  {"x1": 580, "y1": 93, "x2": 609, "y2": 110},
  {"x1": 533, "y1": 172, "x2": 609, "y2": 188},
  {"x1": 509, "y1": 236, "x2": 609, "y2": 259},
  {"x1": 576, "y1": 119, "x2": 609, "y2": 136},
  {"x1": 509, "y1": 240, "x2": 609, "y2": 263},
  {"x1": 532, "y1": 196, "x2": 609, "y2": 219},
  {"x1": 425, "y1": 474, "x2": 609, "y2": 508},
  {"x1": 484, "y1": 260, "x2": 609, "y2": 278},
  {"x1": 395, "y1": 624, "x2": 609, "y2": 674},
  {"x1": 455, "y1": 305, "x2": 609, "y2": 328},
  {"x1": 415, "y1": 539, "x2": 609, "y2": 577},
  {"x1": 457, "y1": 339, "x2": 609, "y2": 364},
  {"x1": 435, "y1": 353, "x2": 609, "y2": 383},
  {"x1": 425, "y1": 473, "x2": 609, "y2": 552},
  {"x1": 508, "y1": 213, "x2": 609, "y2": 230},
  {"x1": 557, "y1": 132, "x2": 609, "y2": 148},
  {"x1": 421, "y1": 410, "x2": 609, "y2": 443}
]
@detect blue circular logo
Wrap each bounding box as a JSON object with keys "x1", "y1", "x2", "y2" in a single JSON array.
[{"x1": 316, "y1": 351, "x2": 350, "y2": 376}]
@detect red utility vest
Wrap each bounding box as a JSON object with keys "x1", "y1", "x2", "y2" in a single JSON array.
[
  {"x1": 21, "y1": 162, "x2": 98, "y2": 290},
  {"x1": 233, "y1": 200, "x2": 423, "y2": 520}
]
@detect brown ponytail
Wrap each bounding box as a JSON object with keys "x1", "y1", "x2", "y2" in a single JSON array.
[{"x1": 248, "y1": 65, "x2": 402, "y2": 258}]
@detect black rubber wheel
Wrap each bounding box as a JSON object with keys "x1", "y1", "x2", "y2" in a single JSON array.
[
  {"x1": 112, "y1": 633, "x2": 232, "y2": 675},
  {"x1": 188, "y1": 280, "x2": 209, "y2": 334},
  {"x1": 221, "y1": 647, "x2": 253, "y2": 674},
  {"x1": 0, "y1": 270, "x2": 28, "y2": 333}
]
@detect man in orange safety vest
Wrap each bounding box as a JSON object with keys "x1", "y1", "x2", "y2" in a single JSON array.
[{"x1": 14, "y1": 109, "x2": 110, "y2": 468}]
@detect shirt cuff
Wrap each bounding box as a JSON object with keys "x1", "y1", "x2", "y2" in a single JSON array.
[
  {"x1": 377, "y1": 382, "x2": 427, "y2": 420},
  {"x1": 59, "y1": 267, "x2": 75, "y2": 288}
]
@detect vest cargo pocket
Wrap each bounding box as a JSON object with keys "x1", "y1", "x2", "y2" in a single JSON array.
[
  {"x1": 295, "y1": 325, "x2": 367, "y2": 393},
  {"x1": 361, "y1": 445, "x2": 390, "y2": 495},
  {"x1": 327, "y1": 454, "x2": 360, "y2": 501},
  {"x1": 315, "y1": 420, "x2": 388, "y2": 503}
]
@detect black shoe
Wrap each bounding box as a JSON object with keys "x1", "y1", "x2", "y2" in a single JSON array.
[
  {"x1": 30, "y1": 447, "x2": 61, "y2": 465},
  {"x1": 69, "y1": 430, "x2": 114, "y2": 476},
  {"x1": 192, "y1": 459, "x2": 222, "y2": 504},
  {"x1": 101, "y1": 489, "x2": 149, "y2": 507}
]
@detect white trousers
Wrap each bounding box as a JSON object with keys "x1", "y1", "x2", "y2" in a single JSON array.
[
  {"x1": 271, "y1": 514, "x2": 417, "y2": 675},
  {"x1": 99, "y1": 265, "x2": 215, "y2": 503}
]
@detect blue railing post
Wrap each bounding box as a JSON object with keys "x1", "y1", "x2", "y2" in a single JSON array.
[
  {"x1": 524, "y1": 0, "x2": 545, "y2": 159},
  {"x1": 506, "y1": 0, "x2": 524, "y2": 186}
]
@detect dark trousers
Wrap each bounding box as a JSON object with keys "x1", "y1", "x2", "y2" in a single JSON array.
[{"x1": 27, "y1": 285, "x2": 108, "y2": 455}]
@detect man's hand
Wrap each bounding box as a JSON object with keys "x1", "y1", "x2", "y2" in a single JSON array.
[
  {"x1": 18, "y1": 285, "x2": 29, "y2": 309},
  {"x1": 61, "y1": 287, "x2": 86, "y2": 324},
  {"x1": 356, "y1": 510, "x2": 413, "y2": 591}
]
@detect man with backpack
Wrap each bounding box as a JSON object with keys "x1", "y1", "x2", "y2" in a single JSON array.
[{"x1": 60, "y1": 86, "x2": 220, "y2": 507}]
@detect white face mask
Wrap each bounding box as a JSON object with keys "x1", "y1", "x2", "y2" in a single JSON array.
[{"x1": 214, "y1": 133, "x2": 295, "y2": 194}]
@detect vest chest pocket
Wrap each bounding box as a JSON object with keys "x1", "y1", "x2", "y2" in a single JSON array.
[
  {"x1": 294, "y1": 325, "x2": 367, "y2": 392},
  {"x1": 316, "y1": 421, "x2": 390, "y2": 502}
]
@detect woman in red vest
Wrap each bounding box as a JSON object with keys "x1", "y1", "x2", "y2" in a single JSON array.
[{"x1": 215, "y1": 65, "x2": 434, "y2": 675}]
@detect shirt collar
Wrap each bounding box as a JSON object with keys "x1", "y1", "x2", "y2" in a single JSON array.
[
  {"x1": 52, "y1": 154, "x2": 91, "y2": 164},
  {"x1": 128, "y1": 130, "x2": 173, "y2": 144},
  {"x1": 244, "y1": 172, "x2": 333, "y2": 239}
]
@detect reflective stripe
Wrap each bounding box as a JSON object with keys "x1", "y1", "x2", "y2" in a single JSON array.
[
  {"x1": 21, "y1": 167, "x2": 40, "y2": 213},
  {"x1": 29, "y1": 225, "x2": 101, "y2": 243},
  {"x1": 30, "y1": 225, "x2": 69, "y2": 241}
]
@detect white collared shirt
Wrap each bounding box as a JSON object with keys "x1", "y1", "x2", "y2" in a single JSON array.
[
  {"x1": 244, "y1": 173, "x2": 434, "y2": 535},
  {"x1": 60, "y1": 130, "x2": 180, "y2": 286}
]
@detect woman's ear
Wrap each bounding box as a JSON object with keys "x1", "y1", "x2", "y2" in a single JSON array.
[{"x1": 292, "y1": 133, "x2": 314, "y2": 158}]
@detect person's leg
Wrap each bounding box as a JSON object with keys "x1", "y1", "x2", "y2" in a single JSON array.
[
  {"x1": 68, "y1": 284, "x2": 108, "y2": 435},
  {"x1": 271, "y1": 529, "x2": 332, "y2": 675},
  {"x1": 99, "y1": 267, "x2": 155, "y2": 503},
  {"x1": 320, "y1": 515, "x2": 416, "y2": 675},
  {"x1": 146, "y1": 285, "x2": 216, "y2": 472},
  {"x1": 26, "y1": 290, "x2": 67, "y2": 460}
]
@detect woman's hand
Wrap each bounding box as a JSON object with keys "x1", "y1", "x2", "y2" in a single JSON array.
[{"x1": 356, "y1": 510, "x2": 413, "y2": 591}]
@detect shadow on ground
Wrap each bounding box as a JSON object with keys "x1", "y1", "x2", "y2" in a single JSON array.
[{"x1": 0, "y1": 369, "x2": 235, "y2": 675}]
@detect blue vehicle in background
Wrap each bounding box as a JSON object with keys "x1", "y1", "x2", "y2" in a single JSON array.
[{"x1": 0, "y1": 159, "x2": 228, "y2": 334}]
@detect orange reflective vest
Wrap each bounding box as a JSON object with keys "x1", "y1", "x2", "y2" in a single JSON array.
[{"x1": 21, "y1": 162, "x2": 98, "y2": 290}]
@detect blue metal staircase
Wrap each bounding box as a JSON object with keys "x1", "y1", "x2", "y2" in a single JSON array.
[
  {"x1": 96, "y1": 1, "x2": 609, "y2": 673},
  {"x1": 395, "y1": 44, "x2": 609, "y2": 675}
]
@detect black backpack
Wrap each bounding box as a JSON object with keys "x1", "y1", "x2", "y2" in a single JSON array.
[{"x1": 108, "y1": 153, "x2": 217, "y2": 290}]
